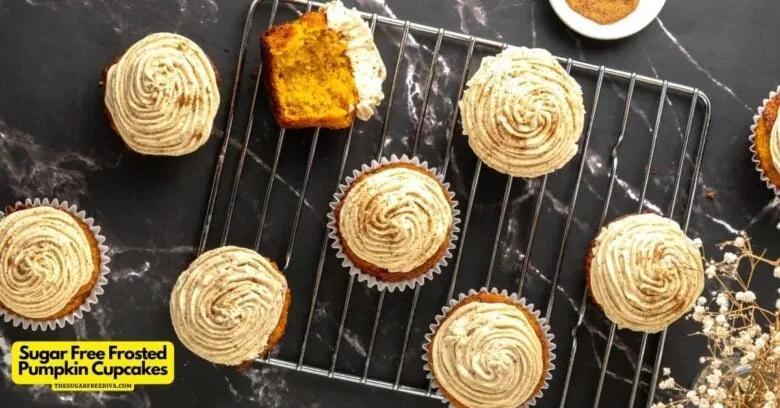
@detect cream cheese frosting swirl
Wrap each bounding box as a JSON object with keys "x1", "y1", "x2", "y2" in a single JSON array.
[
  {"x1": 460, "y1": 47, "x2": 585, "y2": 178},
  {"x1": 770, "y1": 115, "x2": 780, "y2": 171},
  {"x1": 0, "y1": 207, "x2": 94, "y2": 320},
  {"x1": 589, "y1": 213, "x2": 704, "y2": 333},
  {"x1": 431, "y1": 301, "x2": 545, "y2": 408},
  {"x1": 338, "y1": 166, "x2": 452, "y2": 273},
  {"x1": 170, "y1": 246, "x2": 288, "y2": 366},
  {"x1": 105, "y1": 32, "x2": 220, "y2": 156},
  {"x1": 323, "y1": 0, "x2": 386, "y2": 120}
]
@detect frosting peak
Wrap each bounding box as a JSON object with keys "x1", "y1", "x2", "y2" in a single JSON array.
[
  {"x1": 105, "y1": 32, "x2": 220, "y2": 156},
  {"x1": 323, "y1": 1, "x2": 386, "y2": 120},
  {"x1": 170, "y1": 246, "x2": 288, "y2": 365},
  {"x1": 589, "y1": 213, "x2": 704, "y2": 333},
  {"x1": 459, "y1": 47, "x2": 585, "y2": 178},
  {"x1": 0, "y1": 207, "x2": 95, "y2": 320},
  {"x1": 338, "y1": 166, "x2": 452, "y2": 273}
]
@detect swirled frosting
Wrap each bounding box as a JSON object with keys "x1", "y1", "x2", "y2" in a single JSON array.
[
  {"x1": 170, "y1": 246, "x2": 288, "y2": 365},
  {"x1": 0, "y1": 207, "x2": 95, "y2": 319},
  {"x1": 323, "y1": 0, "x2": 386, "y2": 120},
  {"x1": 105, "y1": 32, "x2": 220, "y2": 156},
  {"x1": 338, "y1": 166, "x2": 452, "y2": 273},
  {"x1": 460, "y1": 47, "x2": 585, "y2": 178},
  {"x1": 770, "y1": 115, "x2": 780, "y2": 171},
  {"x1": 431, "y1": 301, "x2": 545, "y2": 408},
  {"x1": 589, "y1": 213, "x2": 704, "y2": 333}
]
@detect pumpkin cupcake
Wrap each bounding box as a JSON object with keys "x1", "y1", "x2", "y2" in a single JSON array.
[
  {"x1": 586, "y1": 213, "x2": 704, "y2": 333},
  {"x1": 261, "y1": 0, "x2": 386, "y2": 129},
  {"x1": 749, "y1": 86, "x2": 780, "y2": 194},
  {"x1": 423, "y1": 288, "x2": 556, "y2": 408},
  {"x1": 459, "y1": 47, "x2": 585, "y2": 178},
  {"x1": 328, "y1": 155, "x2": 460, "y2": 291},
  {"x1": 170, "y1": 246, "x2": 290, "y2": 366},
  {"x1": 0, "y1": 198, "x2": 110, "y2": 331},
  {"x1": 103, "y1": 32, "x2": 221, "y2": 156}
]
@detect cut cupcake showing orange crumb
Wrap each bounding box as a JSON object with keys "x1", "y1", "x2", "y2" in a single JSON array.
[{"x1": 261, "y1": 0, "x2": 386, "y2": 129}]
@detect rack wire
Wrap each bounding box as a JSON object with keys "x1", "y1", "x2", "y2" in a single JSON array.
[{"x1": 197, "y1": 0, "x2": 712, "y2": 406}]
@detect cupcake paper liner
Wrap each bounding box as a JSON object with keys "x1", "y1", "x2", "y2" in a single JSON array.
[
  {"x1": 421, "y1": 288, "x2": 557, "y2": 408},
  {"x1": 327, "y1": 154, "x2": 461, "y2": 292},
  {"x1": 0, "y1": 198, "x2": 111, "y2": 331},
  {"x1": 749, "y1": 85, "x2": 780, "y2": 195}
]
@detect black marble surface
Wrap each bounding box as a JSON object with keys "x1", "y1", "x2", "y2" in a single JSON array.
[{"x1": 1, "y1": 0, "x2": 779, "y2": 407}]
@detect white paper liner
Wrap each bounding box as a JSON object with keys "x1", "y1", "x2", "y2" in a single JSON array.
[
  {"x1": 0, "y1": 198, "x2": 111, "y2": 331},
  {"x1": 749, "y1": 85, "x2": 780, "y2": 195},
  {"x1": 327, "y1": 154, "x2": 461, "y2": 292},
  {"x1": 421, "y1": 288, "x2": 557, "y2": 408}
]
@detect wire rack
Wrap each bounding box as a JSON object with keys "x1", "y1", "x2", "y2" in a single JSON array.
[{"x1": 196, "y1": 0, "x2": 712, "y2": 406}]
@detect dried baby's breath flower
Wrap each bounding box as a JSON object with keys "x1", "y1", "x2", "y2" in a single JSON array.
[{"x1": 654, "y1": 234, "x2": 780, "y2": 408}]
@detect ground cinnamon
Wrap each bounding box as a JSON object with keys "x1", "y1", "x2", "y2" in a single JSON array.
[{"x1": 565, "y1": 0, "x2": 639, "y2": 25}]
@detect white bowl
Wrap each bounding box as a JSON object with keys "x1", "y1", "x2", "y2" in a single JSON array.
[{"x1": 549, "y1": 0, "x2": 666, "y2": 40}]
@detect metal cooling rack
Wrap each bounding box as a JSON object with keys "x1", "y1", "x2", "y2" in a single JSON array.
[{"x1": 196, "y1": 0, "x2": 712, "y2": 406}]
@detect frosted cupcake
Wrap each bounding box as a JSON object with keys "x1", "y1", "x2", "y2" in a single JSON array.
[
  {"x1": 423, "y1": 288, "x2": 555, "y2": 408},
  {"x1": 104, "y1": 32, "x2": 221, "y2": 156},
  {"x1": 0, "y1": 198, "x2": 110, "y2": 331},
  {"x1": 586, "y1": 213, "x2": 704, "y2": 333},
  {"x1": 749, "y1": 86, "x2": 780, "y2": 194},
  {"x1": 328, "y1": 155, "x2": 459, "y2": 291},
  {"x1": 459, "y1": 47, "x2": 585, "y2": 178},
  {"x1": 170, "y1": 246, "x2": 290, "y2": 366}
]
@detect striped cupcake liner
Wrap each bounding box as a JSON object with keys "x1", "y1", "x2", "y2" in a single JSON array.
[
  {"x1": 422, "y1": 288, "x2": 557, "y2": 408},
  {"x1": 748, "y1": 85, "x2": 780, "y2": 195},
  {"x1": 0, "y1": 198, "x2": 111, "y2": 331},
  {"x1": 327, "y1": 154, "x2": 461, "y2": 292}
]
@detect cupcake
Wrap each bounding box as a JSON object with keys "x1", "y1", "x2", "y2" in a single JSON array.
[
  {"x1": 104, "y1": 32, "x2": 221, "y2": 156},
  {"x1": 749, "y1": 86, "x2": 780, "y2": 194},
  {"x1": 459, "y1": 47, "x2": 585, "y2": 178},
  {"x1": 170, "y1": 246, "x2": 290, "y2": 366},
  {"x1": 261, "y1": 0, "x2": 386, "y2": 129},
  {"x1": 328, "y1": 155, "x2": 459, "y2": 291},
  {"x1": 0, "y1": 198, "x2": 110, "y2": 331},
  {"x1": 586, "y1": 213, "x2": 704, "y2": 333},
  {"x1": 423, "y1": 288, "x2": 555, "y2": 408}
]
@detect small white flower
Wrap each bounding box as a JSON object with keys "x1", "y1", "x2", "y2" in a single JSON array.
[
  {"x1": 658, "y1": 378, "x2": 675, "y2": 390},
  {"x1": 662, "y1": 367, "x2": 671, "y2": 376},
  {"x1": 712, "y1": 403, "x2": 724, "y2": 408},
  {"x1": 776, "y1": 298, "x2": 780, "y2": 311},
  {"x1": 733, "y1": 236, "x2": 745, "y2": 248},
  {"x1": 766, "y1": 391, "x2": 776, "y2": 402},
  {"x1": 723, "y1": 252, "x2": 738, "y2": 263},
  {"x1": 697, "y1": 296, "x2": 707, "y2": 306},
  {"x1": 774, "y1": 266, "x2": 780, "y2": 278},
  {"x1": 705, "y1": 265, "x2": 717, "y2": 278},
  {"x1": 735, "y1": 291, "x2": 757, "y2": 303},
  {"x1": 693, "y1": 238, "x2": 703, "y2": 248}
]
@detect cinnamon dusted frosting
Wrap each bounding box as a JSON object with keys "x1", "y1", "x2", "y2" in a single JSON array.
[
  {"x1": 431, "y1": 301, "x2": 546, "y2": 408},
  {"x1": 589, "y1": 213, "x2": 704, "y2": 333},
  {"x1": 170, "y1": 246, "x2": 287, "y2": 366},
  {"x1": 0, "y1": 207, "x2": 95, "y2": 320},
  {"x1": 460, "y1": 47, "x2": 585, "y2": 178},
  {"x1": 338, "y1": 165, "x2": 452, "y2": 273},
  {"x1": 105, "y1": 32, "x2": 220, "y2": 156},
  {"x1": 770, "y1": 116, "x2": 780, "y2": 171},
  {"x1": 323, "y1": 0, "x2": 386, "y2": 120}
]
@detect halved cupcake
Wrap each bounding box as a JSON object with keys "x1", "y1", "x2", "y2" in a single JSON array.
[
  {"x1": 170, "y1": 246, "x2": 290, "y2": 366},
  {"x1": 261, "y1": 0, "x2": 386, "y2": 129},
  {"x1": 328, "y1": 155, "x2": 459, "y2": 291}
]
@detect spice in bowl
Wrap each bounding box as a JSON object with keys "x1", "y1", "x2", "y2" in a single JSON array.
[{"x1": 565, "y1": 0, "x2": 639, "y2": 25}]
